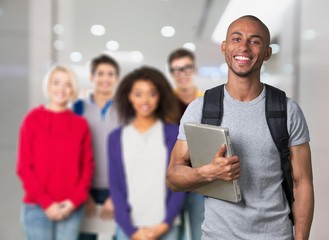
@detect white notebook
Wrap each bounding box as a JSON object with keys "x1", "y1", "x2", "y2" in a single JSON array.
[{"x1": 184, "y1": 122, "x2": 242, "y2": 203}]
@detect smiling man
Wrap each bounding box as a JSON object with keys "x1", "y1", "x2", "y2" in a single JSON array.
[
  {"x1": 73, "y1": 54, "x2": 120, "y2": 240},
  {"x1": 168, "y1": 48, "x2": 204, "y2": 117},
  {"x1": 167, "y1": 15, "x2": 314, "y2": 240}
]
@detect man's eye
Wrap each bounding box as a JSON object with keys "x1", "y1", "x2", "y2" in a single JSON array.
[{"x1": 250, "y1": 40, "x2": 260, "y2": 44}]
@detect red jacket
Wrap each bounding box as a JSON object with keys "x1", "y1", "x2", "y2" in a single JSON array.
[{"x1": 17, "y1": 105, "x2": 94, "y2": 210}]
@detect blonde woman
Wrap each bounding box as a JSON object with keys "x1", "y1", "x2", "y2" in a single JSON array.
[{"x1": 16, "y1": 65, "x2": 94, "y2": 240}]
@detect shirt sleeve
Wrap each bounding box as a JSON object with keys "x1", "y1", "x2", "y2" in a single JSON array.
[
  {"x1": 69, "y1": 121, "x2": 94, "y2": 208},
  {"x1": 16, "y1": 114, "x2": 54, "y2": 209},
  {"x1": 286, "y1": 98, "x2": 310, "y2": 147}
]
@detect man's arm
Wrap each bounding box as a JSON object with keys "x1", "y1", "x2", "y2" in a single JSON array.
[
  {"x1": 290, "y1": 142, "x2": 314, "y2": 240},
  {"x1": 166, "y1": 140, "x2": 240, "y2": 192}
]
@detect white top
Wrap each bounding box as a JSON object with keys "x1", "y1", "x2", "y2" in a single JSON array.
[{"x1": 122, "y1": 120, "x2": 167, "y2": 226}]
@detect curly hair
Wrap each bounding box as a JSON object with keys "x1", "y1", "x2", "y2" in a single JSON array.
[{"x1": 114, "y1": 66, "x2": 179, "y2": 124}]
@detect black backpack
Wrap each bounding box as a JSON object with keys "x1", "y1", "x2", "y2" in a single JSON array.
[{"x1": 201, "y1": 83, "x2": 294, "y2": 223}]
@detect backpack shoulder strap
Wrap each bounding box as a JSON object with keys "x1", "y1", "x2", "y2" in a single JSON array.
[
  {"x1": 201, "y1": 84, "x2": 224, "y2": 126},
  {"x1": 265, "y1": 84, "x2": 294, "y2": 223}
]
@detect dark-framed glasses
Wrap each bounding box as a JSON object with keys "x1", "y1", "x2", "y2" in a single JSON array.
[{"x1": 170, "y1": 64, "x2": 195, "y2": 76}]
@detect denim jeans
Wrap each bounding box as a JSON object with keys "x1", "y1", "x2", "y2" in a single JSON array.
[
  {"x1": 21, "y1": 203, "x2": 84, "y2": 240},
  {"x1": 78, "y1": 188, "x2": 112, "y2": 240},
  {"x1": 115, "y1": 224, "x2": 179, "y2": 240},
  {"x1": 179, "y1": 192, "x2": 205, "y2": 240}
]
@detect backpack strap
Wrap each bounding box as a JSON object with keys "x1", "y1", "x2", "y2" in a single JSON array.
[
  {"x1": 264, "y1": 84, "x2": 294, "y2": 224},
  {"x1": 201, "y1": 84, "x2": 224, "y2": 126}
]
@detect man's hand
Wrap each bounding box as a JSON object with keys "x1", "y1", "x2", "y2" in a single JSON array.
[
  {"x1": 84, "y1": 195, "x2": 97, "y2": 217},
  {"x1": 100, "y1": 197, "x2": 115, "y2": 220},
  {"x1": 198, "y1": 144, "x2": 240, "y2": 182}
]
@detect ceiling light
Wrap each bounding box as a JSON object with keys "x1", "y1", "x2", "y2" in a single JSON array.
[
  {"x1": 53, "y1": 24, "x2": 64, "y2": 35},
  {"x1": 183, "y1": 42, "x2": 196, "y2": 52},
  {"x1": 70, "y1": 52, "x2": 83, "y2": 62},
  {"x1": 90, "y1": 25, "x2": 106, "y2": 36},
  {"x1": 161, "y1": 26, "x2": 175, "y2": 37},
  {"x1": 106, "y1": 40, "x2": 120, "y2": 51}
]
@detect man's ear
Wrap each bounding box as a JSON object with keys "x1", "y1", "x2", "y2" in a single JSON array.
[
  {"x1": 221, "y1": 41, "x2": 226, "y2": 55},
  {"x1": 264, "y1": 46, "x2": 272, "y2": 61}
]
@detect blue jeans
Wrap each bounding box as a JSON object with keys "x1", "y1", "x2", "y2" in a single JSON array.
[
  {"x1": 78, "y1": 188, "x2": 112, "y2": 240},
  {"x1": 115, "y1": 225, "x2": 179, "y2": 240},
  {"x1": 21, "y1": 204, "x2": 84, "y2": 240},
  {"x1": 179, "y1": 192, "x2": 205, "y2": 240}
]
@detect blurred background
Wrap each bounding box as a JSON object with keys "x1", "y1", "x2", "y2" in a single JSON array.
[{"x1": 1, "y1": 0, "x2": 328, "y2": 239}]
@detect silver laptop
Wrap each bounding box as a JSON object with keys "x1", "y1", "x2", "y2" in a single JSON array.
[{"x1": 184, "y1": 122, "x2": 242, "y2": 203}]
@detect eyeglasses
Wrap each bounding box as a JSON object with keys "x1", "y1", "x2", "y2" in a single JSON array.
[{"x1": 170, "y1": 64, "x2": 195, "y2": 76}]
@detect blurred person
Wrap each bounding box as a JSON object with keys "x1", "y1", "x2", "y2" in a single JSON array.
[
  {"x1": 168, "y1": 48, "x2": 204, "y2": 240},
  {"x1": 72, "y1": 54, "x2": 120, "y2": 240},
  {"x1": 167, "y1": 15, "x2": 314, "y2": 240},
  {"x1": 16, "y1": 65, "x2": 94, "y2": 240},
  {"x1": 168, "y1": 48, "x2": 203, "y2": 116},
  {"x1": 108, "y1": 66, "x2": 185, "y2": 240}
]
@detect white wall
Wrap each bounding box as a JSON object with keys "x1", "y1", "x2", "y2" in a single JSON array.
[
  {"x1": 300, "y1": 0, "x2": 329, "y2": 239},
  {"x1": 0, "y1": 0, "x2": 29, "y2": 239}
]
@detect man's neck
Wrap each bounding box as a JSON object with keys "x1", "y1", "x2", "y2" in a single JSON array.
[
  {"x1": 176, "y1": 85, "x2": 197, "y2": 105},
  {"x1": 226, "y1": 76, "x2": 263, "y2": 102},
  {"x1": 93, "y1": 91, "x2": 113, "y2": 108}
]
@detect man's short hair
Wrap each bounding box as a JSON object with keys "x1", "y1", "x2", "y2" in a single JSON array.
[
  {"x1": 168, "y1": 48, "x2": 195, "y2": 66},
  {"x1": 90, "y1": 54, "x2": 120, "y2": 76}
]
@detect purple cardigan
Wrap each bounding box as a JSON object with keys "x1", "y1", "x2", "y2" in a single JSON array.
[{"x1": 108, "y1": 122, "x2": 186, "y2": 237}]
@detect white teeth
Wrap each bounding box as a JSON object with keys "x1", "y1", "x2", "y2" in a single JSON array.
[{"x1": 235, "y1": 56, "x2": 250, "y2": 60}]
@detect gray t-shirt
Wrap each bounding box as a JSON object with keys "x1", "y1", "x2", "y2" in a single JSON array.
[
  {"x1": 78, "y1": 98, "x2": 119, "y2": 188},
  {"x1": 178, "y1": 85, "x2": 310, "y2": 240}
]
